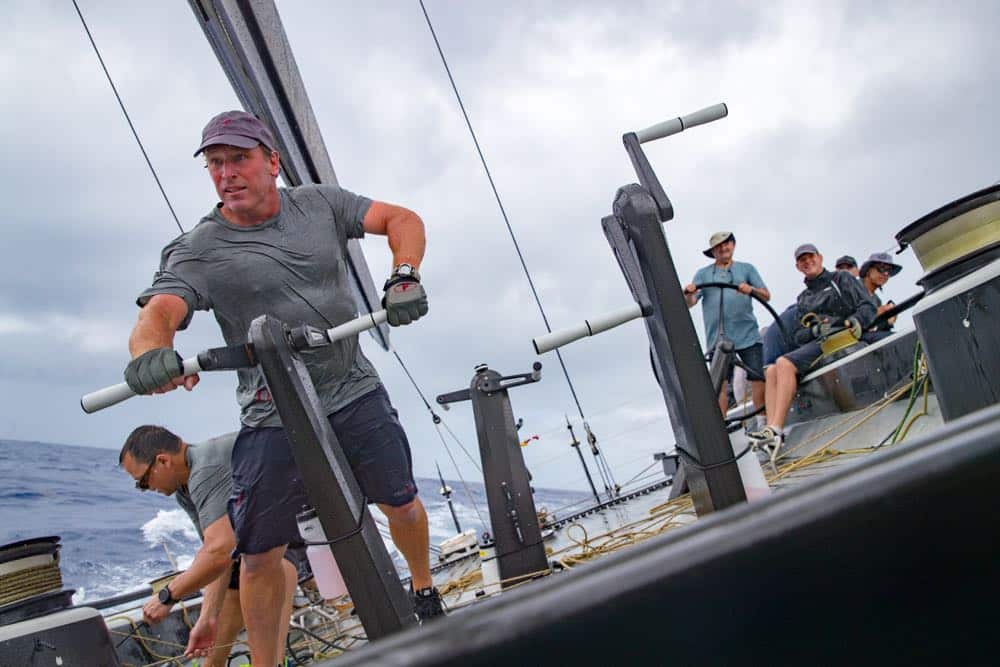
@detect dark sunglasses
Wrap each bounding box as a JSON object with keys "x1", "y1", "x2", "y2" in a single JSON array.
[
  {"x1": 136, "y1": 459, "x2": 158, "y2": 491},
  {"x1": 873, "y1": 265, "x2": 893, "y2": 275}
]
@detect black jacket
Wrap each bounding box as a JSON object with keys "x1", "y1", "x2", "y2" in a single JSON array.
[{"x1": 793, "y1": 269, "x2": 876, "y2": 345}]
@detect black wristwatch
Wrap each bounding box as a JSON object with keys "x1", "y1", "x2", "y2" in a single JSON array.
[{"x1": 158, "y1": 584, "x2": 178, "y2": 606}]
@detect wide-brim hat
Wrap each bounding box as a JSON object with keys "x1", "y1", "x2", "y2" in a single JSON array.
[
  {"x1": 859, "y1": 251, "x2": 903, "y2": 278},
  {"x1": 703, "y1": 231, "x2": 735, "y2": 258}
]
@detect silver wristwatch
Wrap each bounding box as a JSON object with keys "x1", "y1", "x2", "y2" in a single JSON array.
[{"x1": 393, "y1": 263, "x2": 420, "y2": 281}]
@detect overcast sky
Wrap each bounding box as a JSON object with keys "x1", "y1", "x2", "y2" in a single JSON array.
[{"x1": 2, "y1": 1, "x2": 997, "y2": 492}]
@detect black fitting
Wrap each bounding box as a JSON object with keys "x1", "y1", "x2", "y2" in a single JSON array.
[{"x1": 288, "y1": 324, "x2": 330, "y2": 350}]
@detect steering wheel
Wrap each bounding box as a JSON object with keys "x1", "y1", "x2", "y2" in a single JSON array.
[
  {"x1": 694, "y1": 281, "x2": 792, "y2": 422},
  {"x1": 647, "y1": 282, "x2": 792, "y2": 416},
  {"x1": 694, "y1": 281, "x2": 791, "y2": 354}
]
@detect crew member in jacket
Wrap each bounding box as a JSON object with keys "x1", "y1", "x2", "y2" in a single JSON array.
[
  {"x1": 859, "y1": 251, "x2": 903, "y2": 341},
  {"x1": 748, "y1": 244, "x2": 875, "y2": 456}
]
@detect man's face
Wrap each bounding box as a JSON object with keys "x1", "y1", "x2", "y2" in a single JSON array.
[
  {"x1": 711, "y1": 239, "x2": 735, "y2": 262},
  {"x1": 796, "y1": 252, "x2": 824, "y2": 279},
  {"x1": 204, "y1": 144, "x2": 279, "y2": 218},
  {"x1": 122, "y1": 452, "x2": 177, "y2": 496}
]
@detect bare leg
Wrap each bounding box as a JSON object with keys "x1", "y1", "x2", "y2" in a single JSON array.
[
  {"x1": 751, "y1": 380, "x2": 765, "y2": 414},
  {"x1": 275, "y1": 558, "x2": 298, "y2": 662},
  {"x1": 767, "y1": 358, "x2": 799, "y2": 430},
  {"x1": 378, "y1": 497, "x2": 432, "y2": 590},
  {"x1": 206, "y1": 588, "x2": 243, "y2": 667},
  {"x1": 717, "y1": 379, "x2": 729, "y2": 416},
  {"x1": 764, "y1": 365, "x2": 778, "y2": 418},
  {"x1": 240, "y1": 545, "x2": 288, "y2": 667}
]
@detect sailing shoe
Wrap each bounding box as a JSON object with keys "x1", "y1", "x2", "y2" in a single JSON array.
[
  {"x1": 413, "y1": 586, "x2": 446, "y2": 621},
  {"x1": 748, "y1": 426, "x2": 785, "y2": 473}
]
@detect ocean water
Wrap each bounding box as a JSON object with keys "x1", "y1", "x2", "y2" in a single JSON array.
[{"x1": 0, "y1": 439, "x2": 588, "y2": 603}]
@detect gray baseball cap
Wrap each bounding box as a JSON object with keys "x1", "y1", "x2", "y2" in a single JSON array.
[
  {"x1": 794, "y1": 243, "x2": 820, "y2": 259},
  {"x1": 193, "y1": 110, "x2": 277, "y2": 157},
  {"x1": 835, "y1": 255, "x2": 858, "y2": 268}
]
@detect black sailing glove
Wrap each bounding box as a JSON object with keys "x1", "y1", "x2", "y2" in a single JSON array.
[
  {"x1": 808, "y1": 321, "x2": 836, "y2": 341},
  {"x1": 124, "y1": 348, "x2": 184, "y2": 394},
  {"x1": 793, "y1": 326, "x2": 814, "y2": 346},
  {"x1": 382, "y1": 266, "x2": 428, "y2": 326}
]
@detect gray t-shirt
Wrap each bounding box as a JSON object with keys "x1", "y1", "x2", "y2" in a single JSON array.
[
  {"x1": 175, "y1": 434, "x2": 236, "y2": 539},
  {"x1": 137, "y1": 184, "x2": 381, "y2": 427}
]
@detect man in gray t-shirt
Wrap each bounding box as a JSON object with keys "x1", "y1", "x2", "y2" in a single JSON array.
[
  {"x1": 122, "y1": 110, "x2": 438, "y2": 665},
  {"x1": 134, "y1": 183, "x2": 383, "y2": 427},
  {"x1": 119, "y1": 426, "x2": 296, "y2": 666}
]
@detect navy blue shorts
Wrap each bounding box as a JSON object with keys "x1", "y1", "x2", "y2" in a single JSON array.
[
  {"x1": 763, "y1": 305, "x2": 799, "y2": 366},
  {"x1": 732, "y1": 343, "x2": 764, "y2": 383},
  {"x1": 228, "y1": 385, "x2": 418, "y2": 556},
  {"x1": 782, "y1": 341, "x2": 825, "y2": 374},
  {"x1": 708, "y1": 343, "x2": 764, "y2": 383}
]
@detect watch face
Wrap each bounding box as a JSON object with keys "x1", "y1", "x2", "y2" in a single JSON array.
[
  {"x1": 395, "y1": 263, "x2": 414, "y2": 277},
  {"x1": 158, "y1": 586, "x2": 172, "y2": 604}
]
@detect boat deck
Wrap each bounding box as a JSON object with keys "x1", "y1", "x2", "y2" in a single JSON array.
[{"x1": 105, "y1": 376, "x2": 940, "y2": 665}]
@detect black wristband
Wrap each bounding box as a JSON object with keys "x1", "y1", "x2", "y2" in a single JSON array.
[
  {"x1": 383, "y1": 274, "x2": 420, "y2": 291},
  {"x1": 158, "y1": 584, "x2": 177, "y2": 605}
]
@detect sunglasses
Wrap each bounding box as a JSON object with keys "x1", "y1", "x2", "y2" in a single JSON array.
[
  {"x1": 135, "y1": 459, "x2": 158, "y2": 491},
  {"x1": 872, "y1": 265, "x2": 893, "y2": 275}
]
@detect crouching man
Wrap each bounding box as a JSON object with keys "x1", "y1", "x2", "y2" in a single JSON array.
[
  {"x1": 119, "y1": 426, "x2": 297, "y2": 666},
  {"x1": 749, "y1": 244, "x2": 875, "y2": 462}
]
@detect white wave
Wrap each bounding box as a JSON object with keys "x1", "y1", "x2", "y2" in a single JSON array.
[
  {"x1": 426, "y1": 503, "x2": 487, "y2": 542},
  {"x1": 141, "y1": 508, "x2": 199, "y2": 548}
]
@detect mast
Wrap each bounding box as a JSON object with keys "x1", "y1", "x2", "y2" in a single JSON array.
[{"x1": 436, "y1": 462, "x2": 462, "y2": 534}]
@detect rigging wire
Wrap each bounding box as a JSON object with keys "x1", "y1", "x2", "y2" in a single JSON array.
[
  {"x1": 390, "y1": 349, "x2": 487, "y2": 524},
  {"x1": 71, "y1": 0, "x2": 184, "y2": 234},
  {"x1": 531, "y1": 393, "x2": 654, "y2": 441},
  {"x1": 418, "y1": 0, "x2": 618, "y2": 492},
  {"x1": 432, "y1": 423, "x2": 487, "y2": 528},
  {"x1": 390, "y1": 349, "x2": 481, "y2": 471}
]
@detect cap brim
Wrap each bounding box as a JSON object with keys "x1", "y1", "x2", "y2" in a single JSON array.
[
  {"x1": 703, "y1": 248, "x2": 715, "y2": 258},
  {"x1": 861, "y1": 262, "x2": 903, "y2": 277},
  {"x1": 193, "y1": 134, "x2": 261, "y2": 157}
]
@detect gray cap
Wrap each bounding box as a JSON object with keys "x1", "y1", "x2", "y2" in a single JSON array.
[
  {"x1": 860, "y1": 252, "x2": 903, "y2": 278},
  {"x1": 194, "y1": 110, "x2": 277, "y2": 157},
  {"x1": 835, "y1": 255, "x2": 857, "y2": 268},
  {"x1": 702, "y1": 231, "x2": 735, "y2": 258},
  {"x1": 794, "y1": 243, "x2": 819, "y2": 259}
]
